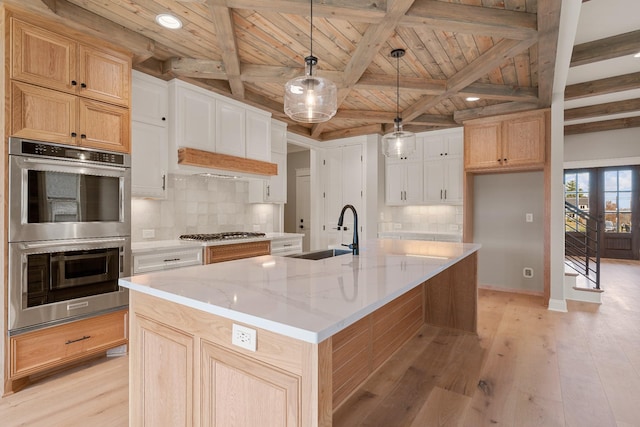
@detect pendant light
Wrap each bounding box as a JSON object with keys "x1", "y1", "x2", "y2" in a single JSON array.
[
  {"x1": 284, "y1": 0, "x2": 337, "y2": 123},
  {"x1": 382, "y1": 48, "x2": 416, "y2": 159}
]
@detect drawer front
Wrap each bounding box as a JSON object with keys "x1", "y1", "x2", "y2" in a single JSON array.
[
  {"x1": 270, "y1": 238, "x2": 303, "y2": 256},
  {"x1": 205, "y1": 241, "x2": 271, "y2": 264},
  {"x1": 10, "y1": 310, "x2": 128, "y2": 378},
  {"x1": 133, "y1": 247, "x2": 203, "y2": 274}
]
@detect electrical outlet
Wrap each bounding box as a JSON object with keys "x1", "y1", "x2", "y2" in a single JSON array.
[
  {"x1": 523, "y1": 267, "x2": 534, "y2": 278},
  {"x1": 232, "y1": 324, "x2": 257, "y2": 352},
  {"x1": 525, "y1": 213, "x2": 533, "y2": 223}
]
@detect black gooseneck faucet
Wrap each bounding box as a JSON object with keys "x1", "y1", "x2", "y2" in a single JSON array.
[{"x1": 337, "y1": 204, "x2": 359, "y2": 255}]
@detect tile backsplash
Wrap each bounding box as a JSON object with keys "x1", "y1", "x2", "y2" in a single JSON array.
[
  {"x1": 378, "y1": 205, "x2": 463, "y2": 234},
  {"x1": 131, "y1": 174, "x2": 277, "y2": 241}
]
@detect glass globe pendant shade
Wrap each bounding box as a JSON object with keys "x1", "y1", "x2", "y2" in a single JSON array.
[
  {"x1": 382, "y1": 125, "x2": 416, "y2": 159},
  {"x1": 284, "y1": 57, "x2": 337, "y2": 123}
]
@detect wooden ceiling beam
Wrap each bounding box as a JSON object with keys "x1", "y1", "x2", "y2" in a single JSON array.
[
  {"x1": 403, "y1": 37, "x2": 537, "y2": 122},
  {"x1": 310, "y1": 0, "x2": 416, "y2": 139},
  {"x1": 565, "y1": 98, "x2": 640, "y2": 121},
  {"x1": 164, "y1": 58, "x2": 227, "y2": 79},
  {"x1": 320, "y1": 124, "x2": 384, "y2": 141},
  {"x1": 571, "y1": 30, "x2": 640, "y2": 67},
  {"x1": 565, "y1": 116, "x2": 640, "y2": 135},
  {"x1": 453, "y1": 102, "x2": 539, "y2": 123},
  {"x1": 36, "y1": 0, "x2": 157, "y2": 60},
  {"x1": 206, "y1": 1, "x2": 244, "y2": 97},
  {"x1": 240, "y1": 64, "x2": 344, "y2": 85},
  {"x1": 565, "y1": 72, "x2": 640, "y2": 101},
  {"x1": 459, "y1": 83, "x2": 539, "y2": 102},
  {"x1": 356, "y1": 74, "x2": 445, "y2": 94},
  {"x1": 536, "y1": 0, "x2": 561, "y2": 107},
  {"x1": 403, "y1": 0, "x2": 537, "y2": 40},
  {"x1": 408, "y1": 114, "x2": 457, "y2": 126}
]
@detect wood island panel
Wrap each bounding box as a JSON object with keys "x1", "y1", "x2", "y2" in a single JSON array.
[{"x1": 205, "y1": 241, "x2": 271, "y2": 264}]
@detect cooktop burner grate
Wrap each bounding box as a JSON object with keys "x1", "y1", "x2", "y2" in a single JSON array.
[{"x1": 179, "y1": 232, "x2": 266, "y2": 241}]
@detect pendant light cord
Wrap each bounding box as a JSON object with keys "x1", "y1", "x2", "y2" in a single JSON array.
[
  {"x1": 396, "y1": 53, "x2": 400, "y2": 127},
  {"x1": 309, "y1": 0, "x2": 314, "y2": 76}
]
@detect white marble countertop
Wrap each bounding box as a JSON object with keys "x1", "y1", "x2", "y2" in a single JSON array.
[
  {"x1": 377, "y1": 231, "x2": 462, "y2": 241},
  {"x1": 120, "y1": 239, "x2": 480, "y2": 343},
  {"x1": 131, "y1": 233, "x2": 304, "y2": 254}
]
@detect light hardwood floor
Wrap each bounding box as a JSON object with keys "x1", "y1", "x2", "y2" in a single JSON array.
[{"x1": 1, "y1": 259, "x2": 639, "y2": 427}]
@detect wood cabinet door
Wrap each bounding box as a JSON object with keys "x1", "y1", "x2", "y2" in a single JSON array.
[
  {"x1": 205, "y1": 241, "x2": 271, "y2": 264},
  {"x1": 200, "y1": 340, "x2": 300, "y2": 427},
  {"x1": 78, "y1": 44, "x2": 131, "y2": 107},
  {"x1": 79, "y1": 98, "x2": 130, "y2": 152},
  {"x1": 502, "y1": 113, "x2": 545, "y2": 168},
  {"x1": 11, "y1": 18, "x2": 78, "y2": 94},
  {"x1": 11, "y1": 81, "x2": 78, "y2": 145},
  {"x1": 464, "y1": 122, "x2": 502, "y2": 170},
  {"x1": 130, "y1": 315, "x2": 194, "y2": 427}
]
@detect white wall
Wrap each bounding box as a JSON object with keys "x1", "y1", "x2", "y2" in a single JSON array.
[{"x1": 565, "y1": 127, "x2": 640, "y2": 167}]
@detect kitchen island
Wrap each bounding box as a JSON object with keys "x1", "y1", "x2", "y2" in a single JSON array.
[{"x1": 119, "y1": 239, "x2": 480, "y2": 427}]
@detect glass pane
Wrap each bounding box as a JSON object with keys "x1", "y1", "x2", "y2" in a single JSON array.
[
  {"x1": 564, "y1": 173, "x2": 577, "y2": 192},
  {"x1": 604, "y1": 192, "x2": 618, "y2": 211},
  {"x1": 604, "y1": 216, "x2": 617, "y2": 232},
  {"x1": 604, "y1": 170, "x2": 618, "y2": 191},
  {"x1": 619, "y1": 193, "x2": 632, "y2": 211},
  {"x1": 576, "y1": 172, "x2": 590, "y2": 193},
  {"x1": 619, "y1": 170, "x2": 632, "y2": 191},
  {"x1": 619, "y1": 213, "x2": 632, "y2": 233}
]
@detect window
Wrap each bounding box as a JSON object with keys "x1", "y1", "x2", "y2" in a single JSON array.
[
  {"x1": 604, "y1": 169, "x2": 632, "y2": 233},
  {"x1": 564, "y1": 171, "x2": 590, "y2": 232}
]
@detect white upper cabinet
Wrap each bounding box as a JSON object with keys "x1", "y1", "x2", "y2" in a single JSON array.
[
  {"x1": 169, "y1": 80, "x2": 216, "y2": 153},
  {"x1": 131, "y1": 72, "x2": 168, "y2": 198},
  {"x1": 167, "y1": 79, "x2": 272, "y2": 175},
  {"x1": 248, "y1": 120, "x2": 286, "y2": 203},
  {"x1": 423, "y1": 128, "x2": 463, "y2": 205},
  {"x1": 215, "y1": 99, "x2": 245, "y2": 157},
  {"x1": 246, "y1": 110, "x2": 272, "y2": 162},
  {"x1": 131, "y1": 70, "x2": 168, "y2": 127}
]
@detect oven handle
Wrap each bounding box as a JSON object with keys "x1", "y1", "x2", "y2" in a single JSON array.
[
  {"x1": 21, "y1": 237, "x2": 128, "y2": 250},
  {"x1": 18, "y1": 156, "x2": 128, "y2": 173}
]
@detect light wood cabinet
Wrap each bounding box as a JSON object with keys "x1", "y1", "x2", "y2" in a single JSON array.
[
  {"x1": 11, "y1": 18, "x2": 130, "y2": 107},
  {"x1": 464, "y1": 110, "x2": 547, "y2": 172},
  {"x1": 11, "y1": 81, "x2": 130, "y2": 151},
  {"x1": 9, "y1": 16, "x2": 131, "y2": 152},
  {"x1": 10, "y1": 310, "x2": 128, "y2": 380},
  {"x1": 205, "y1": 241, "x2": 271, "y2": 264}
]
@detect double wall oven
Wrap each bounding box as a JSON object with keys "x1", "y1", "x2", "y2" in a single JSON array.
[{"x1": 8, "y1": 137, "x2": 131, "y2": 334}]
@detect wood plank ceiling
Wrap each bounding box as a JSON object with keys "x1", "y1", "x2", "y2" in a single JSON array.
[{"x1": 10, "y1": 0, "x2": 636, "y2": 141}]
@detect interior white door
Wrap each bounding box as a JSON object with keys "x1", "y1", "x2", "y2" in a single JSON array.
[{"x1": 296, "y1": 170, "x2": 311, "y2": 252}]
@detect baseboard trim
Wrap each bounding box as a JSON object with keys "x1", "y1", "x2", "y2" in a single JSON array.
[
  {"x1": 478, "y1": 284, "x2": 544, "y2": 297},
  {"x1": 548, "y1": 298, "x2": 568, "y2": 312}
]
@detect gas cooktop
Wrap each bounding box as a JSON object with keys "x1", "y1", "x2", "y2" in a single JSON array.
[{"x1": 179, "y1": 232, "x2": 266, "y2": 241}]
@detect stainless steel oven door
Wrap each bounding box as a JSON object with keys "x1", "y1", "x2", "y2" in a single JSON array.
[
  {"x1": 9, "y1": 151, "x2": 131, "y2": 243},
  {"x1": 8, "y1": 237, "x2": 131, "y2": 334}
]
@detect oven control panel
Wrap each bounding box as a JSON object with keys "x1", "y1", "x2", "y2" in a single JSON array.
[{"x1": 20, "y1": 140, "x2": 126, "y2": 165}]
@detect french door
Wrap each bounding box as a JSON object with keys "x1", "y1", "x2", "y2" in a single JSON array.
[{"x1": 565, "y1": 166, "x2": 640, "y2": 260}]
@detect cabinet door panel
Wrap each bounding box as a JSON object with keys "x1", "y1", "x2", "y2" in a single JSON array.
[
  {"x1": 385, "y1": 163, "x2": 405, "y2": 205},
  {"x1": 174, "y1": 85, "x2": 216, "y2": 151},
  {"x1": 266, "y1": 152, "x2": 287, "y2": 202},
  {"x1": 502, "y1": 115, "x2": 545, "y2": 167},
  {"x1": 79, "y1": 99, "x2": 130, "y2": 152},
  {"x1": 424, "y1": 159, "x2": 445, "y2": 203},
  {"x1": 444, "y1": 157, "x2": 463, "y2": 203},
  {"x1": 11, "y1": 18, "x2": 77, "y2": 94},
  {"x1": 216, "y1": 101, "x2": 246, "y2": 157},
  {"x1": 464, "y1": 123, "x2": 501, "y2": 170},
  {"x1": 132, "y1": 71, "x2": 168, "y2": 126},
  {"x1": 132, "y1": 121, "x2": 168, "y2": 198},
  {"x1": 11, "y1": 81, "x2": 77, "y2": 145},
  {"x1": 201, "y1": 341, "x2": 299, "y2": 427},
  {"x1": 131, "y1": 316, "x2": 194, "y2": 427},
  {"x1": 246, "y1": 111, "x2": 271, "y2": 161},
  {"x1": 404, "y1": 162, "x2": 424, "y2": 205},
  {"x1": 78, "y1": 45, "x2": 130, "y2": 107}
]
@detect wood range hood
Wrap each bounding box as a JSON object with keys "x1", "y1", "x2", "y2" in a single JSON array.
[{"x1": 177, "y1": 147, "x2": 277, "y2": 177}]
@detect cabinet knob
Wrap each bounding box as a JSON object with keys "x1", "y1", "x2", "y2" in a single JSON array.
[
  {"x1": 503, "y1": 158, "x2": 507, "y2": 163},
  {"x1": 80, "y1": 134, "x2": 87, "y2": 139},
  {"x1": 71, "y1": 132, "x2": 77, "y2": 137},
  {"x1": 71, "y1": 80, "x2": 77, "y2": 86},
  {"x1": 80, "y1": 82, "x2": 87, "y2": 88}
]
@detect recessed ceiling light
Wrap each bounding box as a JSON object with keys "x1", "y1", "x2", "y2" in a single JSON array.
[
  {"x1": 155, "y1": 13, "x2": 182, "y2": 30},
  {"x1": 465, "y1": 96, "x2": 480, "y2": 102}
]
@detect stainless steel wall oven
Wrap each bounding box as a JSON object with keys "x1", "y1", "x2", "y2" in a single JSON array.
[{"x1": 8, "y1": 137, "x2": 131, "y2": 334}]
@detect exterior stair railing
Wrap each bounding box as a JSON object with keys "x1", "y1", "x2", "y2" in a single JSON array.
[{"x1": 564, "y1": 201, "x2": 601, "y2": 290}]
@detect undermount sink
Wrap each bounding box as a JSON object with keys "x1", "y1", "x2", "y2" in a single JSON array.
[{"x1": 287, "y1": 248, "x2": 351, "y2": 260}]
